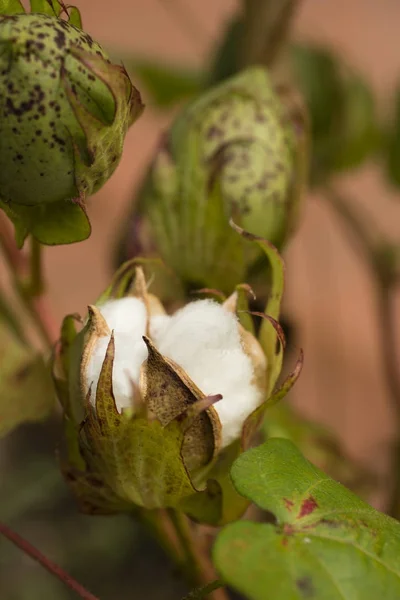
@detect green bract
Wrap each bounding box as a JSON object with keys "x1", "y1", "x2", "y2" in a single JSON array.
[
  {"x1": 53, "y1": 226, "x2": 302, "y2": 524},
  {"x1": 0, "y1": 5, "x2": 143, "y2": 246},
  {"x1": 119, "y1": 67, "x2": 308, "y2": 294}
]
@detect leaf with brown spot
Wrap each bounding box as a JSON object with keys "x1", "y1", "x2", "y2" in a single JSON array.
[{"x1": 214, "y1": 439, "x2": 400, "y2": 599}]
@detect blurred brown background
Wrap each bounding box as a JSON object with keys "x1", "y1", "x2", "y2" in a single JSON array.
[{"x1": 41, "y1": 0, "x2": 400, "y2": 499}]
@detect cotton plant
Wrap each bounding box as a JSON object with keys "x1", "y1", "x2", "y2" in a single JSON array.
[
  {"x1": 3, "y1": 3, "x2": 400, "y2": 600},
  {"x1": 53, "y1": 223, "x2": 302, "y2": 524}
]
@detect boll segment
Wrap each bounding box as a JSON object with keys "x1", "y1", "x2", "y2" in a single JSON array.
[
  {"x1": 118, "y1": 67, "x2": 307, "y2": 293},
  {"x1": 0, "y1": 11, "x2": 143, "y2": 245}
]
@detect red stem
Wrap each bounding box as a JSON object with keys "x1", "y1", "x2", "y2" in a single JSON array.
[
  {"x1": 0, "y1": 521, "x2": 100, "y2": 600},
  {"x1": 0, "y1": 215, "x2": 58, "y2": 347},
  {"x1": 32, "y1": 295, "x2": 60, "y2": 346}
]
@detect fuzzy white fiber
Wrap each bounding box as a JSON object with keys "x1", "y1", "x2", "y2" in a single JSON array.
[
  {"x1": 85, "y1": 297, "x2": 148, "y2": 411},
  {"x1": 152, "y1": 300, "x2": 262, "y2": 448},
  {"x1": 86, "y1": 297, "x2": 263, "y2": 448}
]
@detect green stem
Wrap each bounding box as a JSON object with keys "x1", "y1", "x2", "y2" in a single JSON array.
[
  {"x1": 0, "y1": 521, "x2": 99, "y2": 600},
  {"x1": 138, "y1": 509, "x2": 228, "y2": 598},
  {"x1": 0, "y1": 217, "x2": 57, "y2": 348},
  {"x1": 0, "y1": 287, "x2": 29, "y2": 345},
  {"x1": 378, "y1": 283, "x2": 400, "y2": 519},
  {"x1": 166, "y1": 509, "x2": 229, "y2": 600},
  {"x1": 324, "y1": 186, "x2": 400, "y2": 518},
  {"x1": 182, "y1": 580, "x2": 226, "y2": 600},
  {"x1": 240, "y1": 0, "x2": 301, "y2": 68},
  {"x1": 29, "y1": 236, "x2": 44, "y2": 296},
  {"x1": 138, "y1": 508, "x2": 184, "y2": 569},
  {"x1": 324, "y1": 186, "x2": 375, "y2": 263}
]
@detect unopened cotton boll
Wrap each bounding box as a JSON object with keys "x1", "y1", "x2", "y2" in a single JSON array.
[{"x1": 152, "y1": 300, "x2": 263, "y2": 448}]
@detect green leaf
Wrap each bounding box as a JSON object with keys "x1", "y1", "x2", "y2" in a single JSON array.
[
  {"x1": 1, "y1": 200, "x2": 91, "y2": 246},
  {"x1": 264, "y1": 404, "x2": 374, "y2": 495},
  {"x1": 291, "y1": 43, "x2": 344, "y2": 184},
  {"x1": 291, "y1": 43, "x2": 378, "y2": 180},
  {"x1": 0, "y1": 320, "x2": 55, "y2": 437},
  {"x1": 332, "y1": 70, "x2": 378, "y2": 171},
  {"x1": 0, "y1": 0, "x2": 25, "y2": 14},
  {"x1": 230, "y1": 221, "x2": 285, "y2": 394},
  {"x1": 67, "y1": 5, "x2": 82, "y2": 29},
  {"x1": 29, "y1": 0, "x2": 62, "y2": 16},
  {"x1": 214, "y1": 439, "x2": 400, "y2": 600},
  {"x1": 124, "y1": 58, "x2": 203, "y2": 108},
  {"x1": 291, "y1": 43, "x2": 343, "y2": 144}
]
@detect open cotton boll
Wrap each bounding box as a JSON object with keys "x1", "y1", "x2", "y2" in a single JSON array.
[
  {"x1": 99, "y1": 297, "x2": 147, "y2": 337},
  {"x1": 150, "y1": 314, "x2": 171, "y2": 341},
  {"x1": 152, "y1": 300, "x2": 263, "y2": 448},
  {"x1": 85, "y1": 297, "x2": 148, "y2": 412}
]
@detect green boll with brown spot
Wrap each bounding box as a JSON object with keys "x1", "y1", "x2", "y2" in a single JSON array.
[
  {"x1": 118, "y1": 67, "x2": 308, "y2": 294},
  {"x1": 0, "y1": 11, "x2": 144, "y2": 245}
]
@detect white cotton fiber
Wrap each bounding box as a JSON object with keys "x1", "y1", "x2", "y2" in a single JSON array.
[
  {"x1": 151, "y1": 300, "x2": 263, "y2": 448},
  {"x1": 85, "y1": 296, "x2": 263, "y2": 447},
  {"x1": 85, "y1": 297, "x2": 148, "y2": 412},
  {"x1": 149, "y1": 314, "x2": 171, "y2": 341}
]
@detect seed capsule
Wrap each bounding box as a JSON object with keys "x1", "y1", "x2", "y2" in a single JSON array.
[{"x1": 0, "y1": 11, "x2": 143, "y2": 244}]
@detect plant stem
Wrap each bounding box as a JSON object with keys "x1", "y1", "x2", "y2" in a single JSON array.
[
  {"x1": 29, "y1": 236, "x2": 44, "y2": 296},
  {"x1": 138, "y1": 509, "x2": 228, "y2": 598},
  {"x1": 378, "y1": 283, "x2": 400, "y2": 519},
  {"x1": 0, "y1": 215, "x2": 28, "y2": 274},
  {"x1": 323, "y1": 186, "x2": 375, "y2": 263},
  {"x1": 138, "y1": 508, "x2": 184, "y2": 569},
  {"x1": 324, "y1": 186, "x2": 400, "y2": 517},
  {"x1": 166, "y1": 509, "x2": 229, "y2": 600},
  {"x1": 240, "y1": 0, "x2": 301, "y2": 68},
  {"x1": 182, "y1": 580, "x2": 226, "y2": 600},
  {"x1": 0, "y1": 216, "x2": 57, "y2": 348},
  {"x1": 0, "y1": 287, "x2": 29, "y2": 345},
  {"x1": 0, "y1": 521, "x2": 99, "y2": 600}
]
